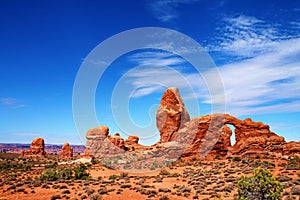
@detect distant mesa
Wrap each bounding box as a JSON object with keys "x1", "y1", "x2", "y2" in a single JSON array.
[
  {"x1": 59, "y1": 142, "x2": 73, "y2": 159},
  {"x1": 21, "y1": 137, "x2": 46, "y2": 157},
  {"x1": 85, "y1": 87, "x2": 300, "y2": 163}
]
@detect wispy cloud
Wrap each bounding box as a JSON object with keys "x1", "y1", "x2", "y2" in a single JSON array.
[
  {"x1": 218, "y1": 38, "x2": 300, "y2": 115},
  {"x1": 0, "y1": 98, "x2": 27, "y2": 109},
  {"x1": 206, "y1": 15, "x2": 300, "y2": 58},
  {"x1": 123, "y1": 37, "x2": 300, "y2": 116},
  {"x1": 146, "y1": 0, "x2": 200, "y2": 22},
  {"x1": 120, "y1": 13, "x2": 300, "y2": 116},
  {"x1": 129, "y1": 51, "x2": 186, "y2": 66}
]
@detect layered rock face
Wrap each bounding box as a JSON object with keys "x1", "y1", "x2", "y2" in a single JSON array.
[
  {"x1": 85, "y1": 126, "x2": 121, "y2": 157},
  {"x1": 85, "y1": 87, "x2": 300, "y2": 161},
  {"x1": 156, "y1": 87, "x2": 190, "y2": 143},
  {"x1": 21, "y1": 138, "x2": 46, "y2": 157},
  {"x1": 59, "y1": 143, "x2": 73, "y2": 159}
]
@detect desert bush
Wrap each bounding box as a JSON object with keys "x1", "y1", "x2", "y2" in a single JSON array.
[
  {"x1": 120, "y1": 172, "x2": 128, "y2": 178},
  {"x1": 90, "y1": 193, "x2": 102, "y2": 200},
  {"x1": 159, "y1": 195, "x2": 170, "y2": 200},
  {"x1": 159, "y1": 169, "x2": 170, "y2": 176},
  {"x1": 39, "y1": 169, "x2": 59, "y2": 181},
  {"x1": 120, "y1": 184, "x2": 131, "y2": 188},
  {"x1": 238, "y1": 168, "x2": 283, "y2": 200},
  {"x1": 84, "y1": 187, "x2": 95, "y2": 196},
  {"x1": 50, "y1": 194, "x2": 61, "y2": 200},
  {"x1": 277, "y1": 175, "x2": 292, "y2": 182},
  {"x1": 252, "y1": 161, "x2": 275, "y2": 169},
  {"x1": 291, "y1": 185, "x2": 300, "y2": 195},
  {"x1": 159, "y1": 188, "x2": 171, "y2": 193},
  {"x1": 286, "y1": 158, "x2": 300, "y2": 170},
  {"x1": 233, "y1": 156, "x2": 241, "y2": 162},
  {"x1": 109, "y1": 174, "x2": 119, "y2": 180},
  {"x1": 61, "y1": 189, "x2": 70, "y2": 194},
  {"x1": 74, "y1": 164, "x2": 90, "y2": 180},
  {"x1": 58, "y1": 168, "x2": 73, "y2": 180}
]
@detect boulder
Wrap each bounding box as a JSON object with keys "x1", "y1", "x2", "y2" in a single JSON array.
[{"x1": 126, "y1": 136, "x2": 139, "y2": 145}]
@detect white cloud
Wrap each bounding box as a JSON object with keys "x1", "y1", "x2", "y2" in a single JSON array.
[
  {"x1": 119, "y1": 14, "x2": 300, "y2": 116},
  {"x1": 146, "y1": 0, "x2": 200, "y2": 22},
  {"x1": 216, "y1": 38, "x2": 300, "y2": 115},
  {"x1": 130, "y1": 51, "x2": 186, "y2": 66}
]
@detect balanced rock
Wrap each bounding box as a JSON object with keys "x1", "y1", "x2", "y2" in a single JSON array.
[
  {"x1": 59, "y1": 142, "x2": 73, "y2": 159},
  {"x1": 156, "y1": 87, "x2": 190, "y2": 143},
  {"x1": 21, "y1": 138, "x2": 46, "y2": 157}
]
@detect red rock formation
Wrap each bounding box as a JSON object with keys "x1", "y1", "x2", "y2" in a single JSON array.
[
  {"x1": 156, "y1": 87, "x2": 190, "y2": 143},
  {"x1": 86, "y1": 126, "x2": 109, "y2": 138},
  {"x1": 59, "y1": 142, "x2": 73, "y2": 159},
  {"x1": 176, "y1": 113, "x2": 287, "y2": 159},
  {"x1": 108, "y1": 133, "x2": 125, "y2": 149},
  {"x1": 84, "y1": 87, "x2": 300, "y2": 162},
  {"x1": 125, "y1": 136, "x2": 139, "y2": 145},
  {"x1": 85, "y1": 126, "x2": 126, "y2": 158},
  {"x1": 125, "y1": 136, "x2": 141, "y2": 151},
  {"x1": 284, "y1": 141, "x2": 300, "y2": 155},
  {"x1": 21, "y1": 138, "x2": 46, "y2": 157}
]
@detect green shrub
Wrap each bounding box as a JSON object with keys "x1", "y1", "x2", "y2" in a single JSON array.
[
  {"x1": 58, "y1": 168, "x2": 73, "y2": 180},
  {"x1": 73, "y1": 164, "x2": 90, "y2": 180},
  {"x1": 286, "y1": 158, "x2": 300, "y2": 170},
  {"x1": 238, "y1": 168, "x2": 283, "y2": 200},
  {"x1": 39, "y1": 169, "x2": 59, "y2": 181},
  {"x1": 233, "y1": 156, "x2": 241, "y2": 162},
  {"x1": 120, "y1": 172, "x2": 128, "y2": 178},
  {"x1": 159, "y1": 169, "x2": 170, "y2": 176},
  {"x1": 109, "y1": 174, "x2": 119, "y2": 180}
]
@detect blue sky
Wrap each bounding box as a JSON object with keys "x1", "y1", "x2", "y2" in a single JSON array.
[{"x1": 0, "y1": 0, "x2": 300, "y2": 145}]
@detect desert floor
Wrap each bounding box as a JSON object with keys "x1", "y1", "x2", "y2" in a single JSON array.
[{"x1": 0, "y1": 153, "x2": 299, "y2": 200}]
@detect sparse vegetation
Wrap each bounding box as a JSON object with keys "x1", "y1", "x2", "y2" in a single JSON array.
[
  {"x1": 39, "y1": 164, "x2": 90, "y2": 181},
  {"x1": 0, "y1": 149, "x2": 299, "y2": 200}
]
